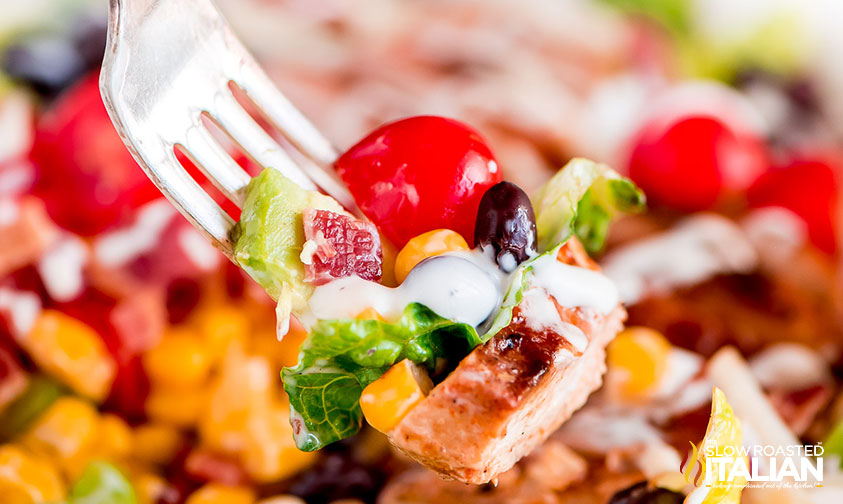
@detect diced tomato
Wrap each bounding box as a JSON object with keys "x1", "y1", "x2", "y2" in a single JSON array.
[
  {"x1": 628, "y1": 115, "x2": 768, "y2": 212},
  {"x1": 30, "y1": 72, "x2": 159, "y2": 235},
  {"x1": 184, "y1": 449, "x2": 250, "y2": 486},
  {"x1": 747, "y1": 156, "x2": 839, "y2": 254},
  {"x1": 302, "y1": 208, "x2": 383, "y2": 285},
  {"x1": 336, "y1": 116, "x2": 502, "y2": 247}
]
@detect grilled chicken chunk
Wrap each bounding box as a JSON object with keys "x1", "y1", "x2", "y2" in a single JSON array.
[{"x1": 387, "y1": 239, "x2": 626, "y2": 484}]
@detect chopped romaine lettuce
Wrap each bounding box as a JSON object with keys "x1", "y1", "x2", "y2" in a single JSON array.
[
  {"x1": 67, "y1": 461, "x2": 136, "y2": 504},
  {"x1": 824, "y1": 420, "x2": 843, "y2": 469},
  {"x1": 532, "y1": 158, "x2": 645, "y2": 253},
  {"x1": 282, "y1": 303, "x2": 481, "y2": 451}
]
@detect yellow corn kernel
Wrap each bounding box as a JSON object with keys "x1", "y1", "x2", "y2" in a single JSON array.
[
  {"x1": 143, "y1": 328, "x2": 211, "y2": 388},
  {"x1": 132, "y1": 423, "x2": 183, "y2": 466},
  {"x1": 379, "y1": 235, "x2": 398, "y2": 287},
  {"x1": 0, "y1": 444, "x2": 66, "y2": 504},
  {"x1": 146, "y1": 386, "x2": 207, "y2": 427},
  {"x1": 240, "y1": 401, "x2": 317, "y2": 482},
  {"x1": 257, "y1": 497, "x2": 306, "y2": 504},
  {"x1": 133, "y1": 472, "x2": 169, "y2": 504},
  {"x1": 275, "y1": 317, "x2": 309, "y2": 368},
  {"x1": 20, "y1": 397, "x2": 98, "y2": 480},
  {"x1": 607, "y1": 327, "x2": 672, "y2": 399},
  {"x1": 394, "y1": 229, "x2": 469, "y2": 283},
  {"x1": 360, "y1": 360, "x2": 432, "y2": 433},
  {"x1": 199, "y1": 350, "x2": 272, "y2": 454},
  {"x1": 94, "y1": 414, "x2": 133, "y2": 460},
  {"x1": 23, "y1": 310, "x2": 116, "y2": 401},
  {"x1": 355, "y1": 308, "x2": 385, "y2": 321},
  {"x1": 194, "y1": 305, "x2": 250, "y2": 364},
  {"x1": 186, "y1": 483, "x2": 256, "y2": 504}
]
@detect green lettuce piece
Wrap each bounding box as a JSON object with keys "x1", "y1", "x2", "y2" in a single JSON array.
[
  {"x1": 824, "y1": 421, "x2": 843, "y2": 469},
  {"x1": 598, "y1": 0, "x2": 691, "y2": 34},
  {"x1": 234, "y1": 168, "x2": 346, "y2": 312},
  {"x1": 283, "y1": 303, "x2": 481, "y2": 451},
  {"x1": 533, "y1": 158, "x2": 645, "y2": 254},
  {"x1": 67, "y1": 461, "x2": 136, "y2": 504}
]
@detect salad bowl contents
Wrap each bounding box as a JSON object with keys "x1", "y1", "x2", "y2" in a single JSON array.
[{"x1": 1, "y1": 0, "x2": 842, "y2": 503}]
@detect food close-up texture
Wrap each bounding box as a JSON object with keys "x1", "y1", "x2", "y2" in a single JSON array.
[{"x1": 0, "y1": 0, "x2": 842, "y2": 503}]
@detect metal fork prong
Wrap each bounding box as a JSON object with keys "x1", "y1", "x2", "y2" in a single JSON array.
[
  {"x1": 237, "y1": 64, "x2": 337, "y2": 166},
  {"x1": 145, "y1": 147, "x2": 236, "y2": 254},
  {"x1": 181, "y1": 124, "x2": 251, "y2": 206},
  {"x1": 211, "y1": 98, "x2": 316, "y2": 191}
]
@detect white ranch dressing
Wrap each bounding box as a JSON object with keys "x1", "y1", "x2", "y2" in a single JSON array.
[
  {"x1": 306, "y1": 255, "x2": 501, "y2": 327},
  {"x1": 529, "y1": 251, "x2": 619, "y2": 315},
  {"x1": 305, "y1": 243, "x2": 619, "y2": 331}
]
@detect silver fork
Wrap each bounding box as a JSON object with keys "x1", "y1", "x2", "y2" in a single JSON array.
[{"x1": 100, "y1": 0, "x2": 356, "y2": 259}]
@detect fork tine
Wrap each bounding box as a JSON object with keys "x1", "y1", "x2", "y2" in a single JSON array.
[
  {"x1": 233, "y1": 67, "x2": 359, "y2": 210},
  {"x1": 143, "y1": 144, "x2": 236, "y2": 255},
  {"x1": 181, "y1": 124, "x2": 252, "y2": 207},
  {"x1": 237, "y1": 64, "x2": 337, "y2": 167},
  {"x1": 211, "y1": 97, "x2": 316, "y2": 191}
]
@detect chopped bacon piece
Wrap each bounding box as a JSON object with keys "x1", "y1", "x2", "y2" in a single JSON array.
[{"x1": 302, "y1": 208, "x2": 382, "y2": 285}]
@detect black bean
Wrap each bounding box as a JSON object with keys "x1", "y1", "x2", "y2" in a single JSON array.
[
  {"x1": 289, "y1": 452, "x2": 383, "y2": 504},
  {"x1": 608, "y1": 481, "x2": 685, "y2": 504},
  {"x1": 2, "y1": 35, "x2": 86, "y2": 98},
  {"x1": 474, "y1": 181, "x2": 537, "y2": 272},
  {"x1": 72, "y1": 15, "x2": 108, "y2": 71}
]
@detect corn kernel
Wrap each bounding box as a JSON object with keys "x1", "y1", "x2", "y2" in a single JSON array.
[
  {"x1": 394, "y1": 229, "x2": 469, "y2": 283},
  {"x1": 240, "y1": 401, "x2": 316, "y2": 482},
  {"x1": 194, "y1": 305, "x2": 250, "y2": 364},
  {"x1": 186, "y1": 483, "x2": 256, "y2": 504},
  {"x1": 132, "y1": 423, "x2": 183, "y2": 466},
  {"x1": 277, "y1": 318, "x2": 308, "y2": 368},
  {"x1": 22, "y1": 310, "x2": 116, "y2": 401},
  {"x1": 20, "y1": 397, "x2": 98, "y2": 480},
  {"x1": 257, "y1": 497, "x2": 306, "y2": 504},
  {"x1": 199, "y1": 350, "x2": 272, "y2": 453},
  {"x1": 360, "y1": 360, "x2": 432, "y2": 433},
  {"x1": 607, "y1": 327, "x2": 672, "y2": 399},
  {"x1": 146, "y1": 386, "x2": 207, "y2": 427},
  {"x1": 94, "y1": 414, "x2": 133, "y2": 460},
  {"x1": 132, "y1": 472, "x2": 169, "y2": 504},
  {"x1": 379, "y1": 235, "x2": 398, "y2": 287},
  {"x1": 143, "y1": 328, "x2": 211, "y2": 388},
  {"x1": 0, "y1": 444, "x2": 66, "y2": 503},
  {"x1": 355, "y1": 308, "x2": 385, "y2": 321}
]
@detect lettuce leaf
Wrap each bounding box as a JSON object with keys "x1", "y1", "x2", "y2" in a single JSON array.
[
  {"x1": 67, "y1": 461, "x2": 136, "y2": 504},
  {"x1": 282, "y1": 303, "x2": 481, "y2": 451},
  {"x1": 533, "y1": 158, "x2": 645, "y2": 253}
]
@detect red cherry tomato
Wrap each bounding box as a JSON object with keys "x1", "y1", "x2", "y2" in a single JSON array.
[
  {"x1": 335, "y1": 116, "x2": 502, "y2": 247},
  {"x1": 628, "y1": 116, "x2": 767, "y2": 212},
  {"x1": 748, "y1": 157, "x2": 839, "y2": 254},
  {"x1": 31, "y1": 72, "x2": 159, "y2": 236}
]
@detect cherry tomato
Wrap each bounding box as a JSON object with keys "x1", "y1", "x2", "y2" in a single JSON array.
[
  {"x1": 335, "y1": 116, "x2": 502, "y2": 247},
  {"x1": 748, "y1": 156, "x2": 839, "y2": 254},
  {"x1": 628, "y1": 115, "x2": 767, "y2": 212},
  {"x1": 31, "y1": 72, "x2": 159, "y2": 236}
]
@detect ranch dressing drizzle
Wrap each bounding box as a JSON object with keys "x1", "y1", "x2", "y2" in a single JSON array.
[
  {"x1": 305, "y1": 255, "x2": 501, "y2": 328},
  {"x1": 529, "y1": 251, "x2": 619, "y2": 315},
  {"x1": 304, "y1": 243, "x2": 618, "y2": 329}
]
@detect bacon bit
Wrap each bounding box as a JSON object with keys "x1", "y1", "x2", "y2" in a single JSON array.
[
  {"x1": 185, "y1": 448, "x2": 250, "y2": 486},
  {"x1": 0, "y1": 196, "x2": 59, "y2": 277},
  {"x1": 302, "y1": 208, "x2": 383, "y2": 285}
]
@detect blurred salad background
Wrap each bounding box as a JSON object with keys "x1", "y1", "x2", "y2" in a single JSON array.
[{"x1": 0, "y1": 0, "x2": 842, "y2": 503}]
